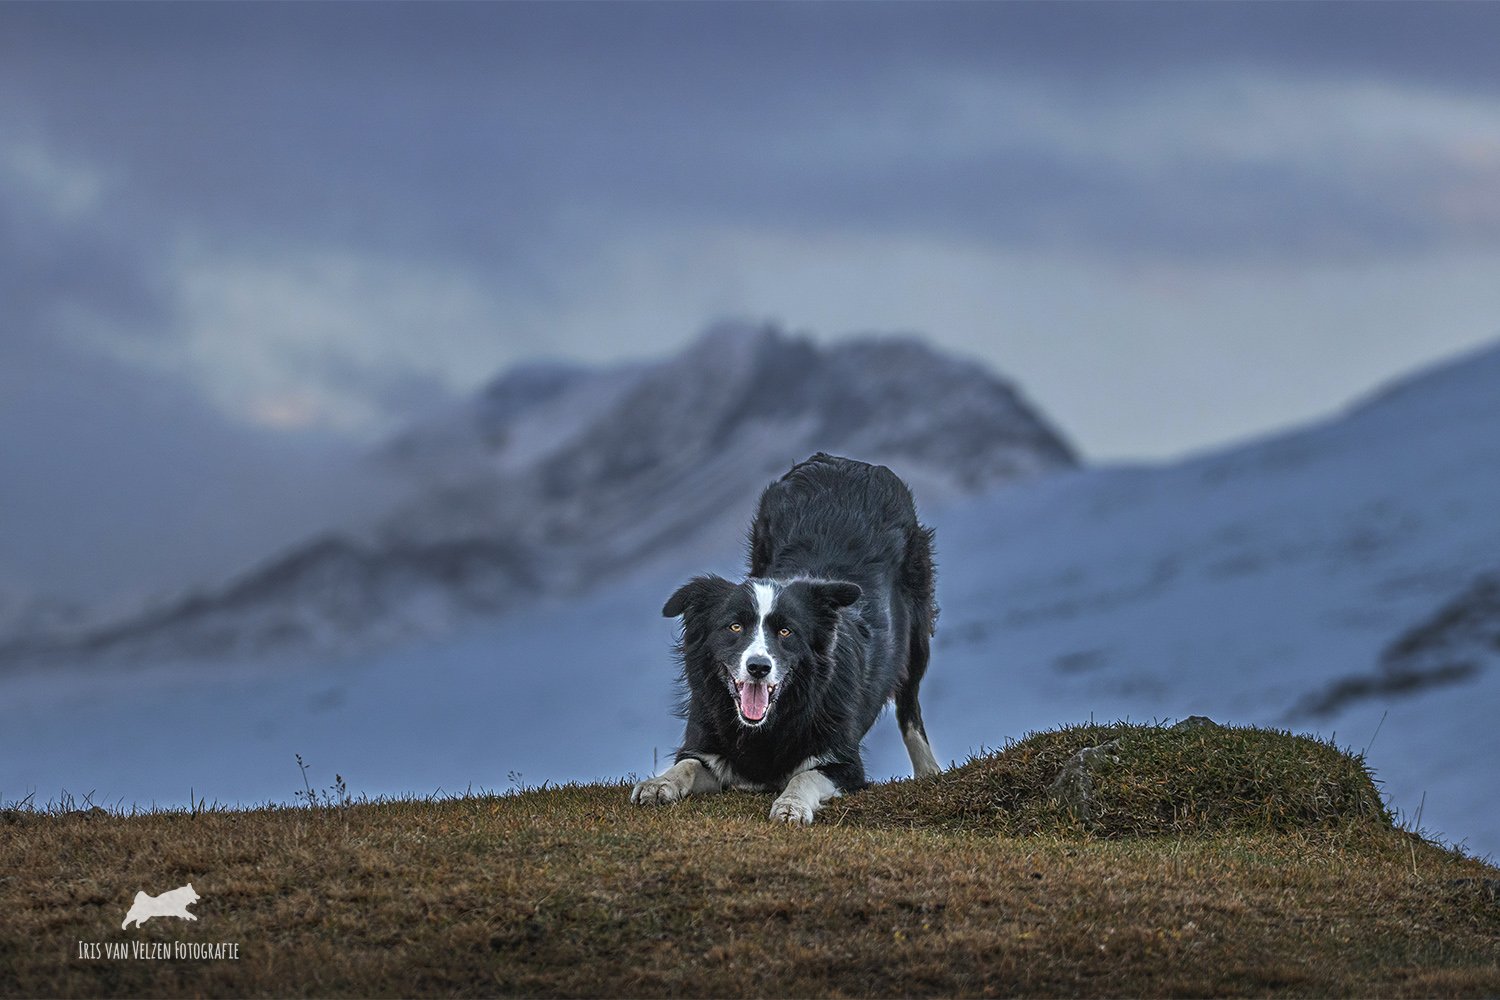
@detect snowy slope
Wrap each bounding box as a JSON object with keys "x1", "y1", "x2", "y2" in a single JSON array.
[
  {"x1": 3, "y1": 338, "x2": 1499, "y2": 858},
  {"x1": 923, "y1": 340, "x2": 1500, "y2": 853},
  {"x1": 0, "y1": 322, "x2": 1075, "y2": 671}
]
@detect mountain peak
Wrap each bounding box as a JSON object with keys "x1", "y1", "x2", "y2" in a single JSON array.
[
  {"x1": 3, "y1": 324, "x2": 1077, "y2": 669},
  {"x1": 686, "y1": 318, "x2": 787, "y2": 354}
]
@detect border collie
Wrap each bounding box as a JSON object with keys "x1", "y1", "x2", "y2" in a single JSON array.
[{"x1": 631, "y1": 453, "x2": 939, "y2": 825}]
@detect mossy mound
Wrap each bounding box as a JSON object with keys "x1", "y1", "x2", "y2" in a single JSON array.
[{"x1": 842, "y1": 720, "x2": 1392, "y2": 837}]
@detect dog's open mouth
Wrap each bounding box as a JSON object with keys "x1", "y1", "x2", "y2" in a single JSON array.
[{"x1": 730, "y1": 679, "x2": 778, "y2": 724}]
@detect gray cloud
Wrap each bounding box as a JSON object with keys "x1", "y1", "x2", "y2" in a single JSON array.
[
  {"x1": 0, "y1": 151, "x2": 169, "y2": 351},
  {"x1": 5, "y1": 2, "x2": 1500, "y2": 274},
  {"x1": 0, "y1": 149, "x2": 403, "y2": 603}
]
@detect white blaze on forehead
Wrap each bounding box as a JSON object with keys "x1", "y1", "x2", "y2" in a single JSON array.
[{"x1": 751, "y1": 581, "x2": 777, "y2": 624}]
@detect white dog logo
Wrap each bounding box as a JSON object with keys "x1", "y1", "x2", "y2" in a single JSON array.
[{"x1": 121, "y1": 883, "x2": 200, "y2": 929}]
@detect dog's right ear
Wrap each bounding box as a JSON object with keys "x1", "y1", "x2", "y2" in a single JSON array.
[{"x1": 662, "y1": 575, "x2": 734, "y2": 618}]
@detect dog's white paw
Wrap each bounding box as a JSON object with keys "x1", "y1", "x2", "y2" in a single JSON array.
[
  {"x1": 630, "y1": 776, "x2": 685, "y2": 806},
  {"x1": 769, "y1": 795, "x2": 816, "y2": 826}
]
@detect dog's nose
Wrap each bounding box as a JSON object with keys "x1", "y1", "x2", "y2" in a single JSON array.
[{"x1": 745, "y1": 656, "x2": 772, "y2": 679}]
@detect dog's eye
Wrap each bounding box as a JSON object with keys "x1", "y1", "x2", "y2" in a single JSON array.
[
  {"x1": 778, "y1": 627, "x2": 793, "y2": 637},
  {"x1": 728, "y1": 623, "x2": 742, "y2": 633}
]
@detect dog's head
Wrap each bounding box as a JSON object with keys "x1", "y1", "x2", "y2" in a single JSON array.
[{"x1": 663, "y1": 575, "x2": 861, "y2": 728}]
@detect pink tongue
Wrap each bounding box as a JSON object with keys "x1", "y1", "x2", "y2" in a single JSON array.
[{"x1": 739, "y1": 682, "x2": 769, "y2": 721}]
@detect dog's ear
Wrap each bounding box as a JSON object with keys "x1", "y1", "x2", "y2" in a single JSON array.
[
  {"x1": 810, "y1": 581, "x2": 862, "y2": 610},
  {"x1": 662, "y1": 575, "x2": 735, "y2": 618}
]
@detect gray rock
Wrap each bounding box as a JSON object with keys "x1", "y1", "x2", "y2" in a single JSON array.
[{"x1": 1048, "y1": 738, "x2": 1123, "y2": 821}]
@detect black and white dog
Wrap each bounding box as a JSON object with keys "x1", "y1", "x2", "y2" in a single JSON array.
[{"x1": 631, "y1": 453, "x2": 940, "y2": 825}]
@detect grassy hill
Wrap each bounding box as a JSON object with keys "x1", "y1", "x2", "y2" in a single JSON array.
[{"x1": 3, "y1": 722, "x2": 1498, "y2": 998}]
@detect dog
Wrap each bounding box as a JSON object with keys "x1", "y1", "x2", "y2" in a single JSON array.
[
  {"x1": 631, "y1": 453, "x2": 939, "y2": 825},
  {"x1": 121, "y1": 883, "x2": 200, "y2": 929}
]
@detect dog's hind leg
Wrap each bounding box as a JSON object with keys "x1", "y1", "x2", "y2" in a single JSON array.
[
  {"x1": 895, "y1": 629, "x2": 940, "y2": 778},
  {"x1": 897, "y1": 695, "x2": 940, "y2": 778},
  {"x1": 895, "y1": 519, "x2": 940, "y2": 778}
]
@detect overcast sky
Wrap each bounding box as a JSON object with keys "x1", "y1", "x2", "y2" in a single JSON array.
[{"x1": 5, "y1": 2, "x2": 1500, "y2": 600}]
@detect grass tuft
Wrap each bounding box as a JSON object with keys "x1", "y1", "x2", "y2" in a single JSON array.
[{"x1": 839, "y1": 720, "x2": 1392, "y2": 837}]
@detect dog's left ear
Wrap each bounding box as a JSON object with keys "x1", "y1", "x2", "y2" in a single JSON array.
[
  {"x1": 810, "y1": 581, "x2": 861, "y2": 610},
  {"x1": 662, "y1": 574, "x2": 735, "y2": 618}
]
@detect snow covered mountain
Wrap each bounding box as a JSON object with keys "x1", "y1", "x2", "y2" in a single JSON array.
[
  {"x1": 4, "y1": 333, "x2": 1498, "y2": 857},
  {"x1": 0, "y1": 323, "x2": 1076, "y2": 671}
]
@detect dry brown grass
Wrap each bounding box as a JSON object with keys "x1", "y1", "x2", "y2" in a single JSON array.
[{"x1": 2, "y1": 724, "x2": 1497, "y2": 998}]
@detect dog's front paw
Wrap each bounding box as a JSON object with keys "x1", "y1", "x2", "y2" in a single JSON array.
[
  {"x1": 630, "y1": 776, "x2": 685, "y2": 806},
  {"x1": 769, "y1": 795, "x2": 816, "y2": 826}
]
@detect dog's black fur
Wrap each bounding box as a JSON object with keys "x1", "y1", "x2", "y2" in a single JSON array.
[{"x1": 661, "y1": 453, "x2": 938, "y2": 798}]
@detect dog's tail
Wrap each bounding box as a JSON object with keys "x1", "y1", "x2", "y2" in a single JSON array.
[{"x1": 902, "y1": 521, "x2": 939, "y2": 636}]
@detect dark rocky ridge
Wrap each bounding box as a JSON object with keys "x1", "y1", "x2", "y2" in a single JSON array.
[{"x1": 1291, "y1": 574, "x2": 1500, "y2": 718}]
